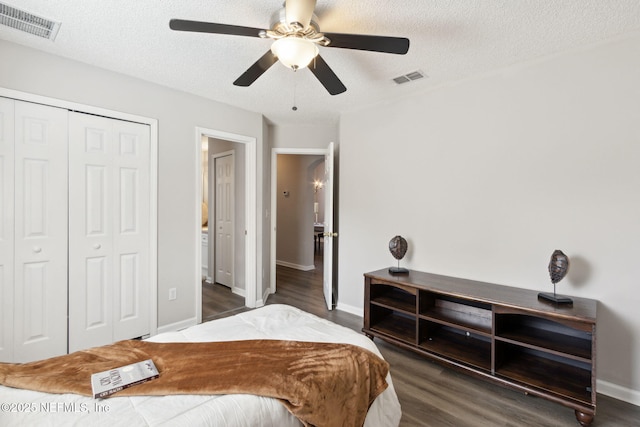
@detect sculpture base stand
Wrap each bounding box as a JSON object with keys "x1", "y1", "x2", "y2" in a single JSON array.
[
  {"x1": 389, "y1": 267, "x2": 409, "y2": 275},
  {"x1": 538, "y1": 292, "x2": 573, "y2": 305}
]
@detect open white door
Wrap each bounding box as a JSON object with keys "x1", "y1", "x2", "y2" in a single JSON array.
[{"x1": 322, "y1": 142, "x2": 335, "y2": 310}]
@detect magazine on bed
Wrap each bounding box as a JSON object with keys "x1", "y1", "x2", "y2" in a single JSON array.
[{"x1": 91, "y1": 359, "x2": 159, "y2": 398}]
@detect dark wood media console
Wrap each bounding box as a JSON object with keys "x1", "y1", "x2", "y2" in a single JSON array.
[{"x1": 363, "y1": 269, "x2": 597, "y2": 426}]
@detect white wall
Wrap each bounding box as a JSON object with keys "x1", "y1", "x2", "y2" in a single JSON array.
[
  {"x1": 313, "y1": 161, "x2": 326, "y2": 225},
  {"x1": 339, "y1": 33, "x2": 640, "y2": 402},
  {"x1": 0, "y1": 40, "x2": 265, "y2": 329},
  {"x1": 269, "y1": 123, "x2": 338, "y2": 149},
  {"x1": 276, "y1": 154, "x2": 323, "y2": 269}
]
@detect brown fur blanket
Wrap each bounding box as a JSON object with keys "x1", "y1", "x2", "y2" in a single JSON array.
[{"x1": 0, "y1": 339, "x2": 389, "y2": 427}]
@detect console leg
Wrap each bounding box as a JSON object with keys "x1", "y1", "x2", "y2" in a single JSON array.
[{"x1": 575, "y1": 410, "x2": 594, "y2": 426}]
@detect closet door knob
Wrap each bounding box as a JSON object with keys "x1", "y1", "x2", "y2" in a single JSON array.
[
  {"x1": 33, "y1": 246, "x2": 42, "y2": 253},
  {"x1": 93, "y1": 244, "x2": 101, "y2": 250}
]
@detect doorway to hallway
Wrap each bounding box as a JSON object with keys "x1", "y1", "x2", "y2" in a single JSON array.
[
  {"x1": 270, "y1": 145, "x2": 336, "y2": 311},
  {"x1": 195, "y1": 127, "x2": 257, "y2": 323}
]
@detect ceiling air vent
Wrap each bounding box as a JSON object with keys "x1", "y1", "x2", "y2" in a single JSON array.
[
  {"x1": 0, "y1": 2, "x2": 61, "y2": 41},
  {"x1": 393, "y1": 70, "x2": 426, "y2": 85}
]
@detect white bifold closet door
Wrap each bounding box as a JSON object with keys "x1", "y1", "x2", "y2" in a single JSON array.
[
  {"x1": 0, "y1": 99, "x2": 69, "y2": 363},
  {"x1": 14, "y1": 102, "x2": 69, "y2": 362},
  {"x1": 68, "y1": 112, "x2": 150, "y2": 352}
]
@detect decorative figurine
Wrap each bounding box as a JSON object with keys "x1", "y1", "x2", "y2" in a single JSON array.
[
  {"x1": 388, "y1": 235, "x2": 409, "y2": 274},
  {"x1": 538, "y1": 249, "x2": 573, "y2": 305}
]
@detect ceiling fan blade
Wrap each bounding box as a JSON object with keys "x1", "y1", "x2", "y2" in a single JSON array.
[
  {"x1": 233, "y1": 51, "x2": 279, "y2": 87},
  {"x1": 169, "y1": 19, "x2": 264, "y2": 37},
  {"x1": 308, "y1": 54, "x2": 346, "y2": 95},
  {"x1": 323, "y1": 32, "x2": 410, "y2": 54},
  {"x1": 285, "y1": 0, "x2": 317, "y2": 29}
]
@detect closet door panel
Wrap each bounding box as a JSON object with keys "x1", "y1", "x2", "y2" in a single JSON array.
[
  {"x1": 113, "y1": 121, "x2": 150, "y2": 341},
  {"x1": 83, "y1": 165, "x2": 111, "y2": 333},
  {"x1": 13, "y1": 101, "x2": 68, "y2": 362},
  {"x1": 68, "y1": 114, "x2": 114, "y2": 351},
  {"x1": 85, "y1": 256, "x2": 109, "y2": 328},
  {"x1": 0, "y1": 98, "x2": 14, "y2": 362}
]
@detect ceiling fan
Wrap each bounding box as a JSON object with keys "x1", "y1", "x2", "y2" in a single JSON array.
[{"x1": 169, "y1": 0, "x2": 409, "y2": 95}]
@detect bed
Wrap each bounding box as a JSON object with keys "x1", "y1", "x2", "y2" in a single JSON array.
[{"x1": 0, "y1": 304, "x2": 401, "y2": 427}]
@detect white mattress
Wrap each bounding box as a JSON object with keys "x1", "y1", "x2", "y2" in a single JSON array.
[{"x1": 0, "y1": 304, "x2": 401, "y2": 426}]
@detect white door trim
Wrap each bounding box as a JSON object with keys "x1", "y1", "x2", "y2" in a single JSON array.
[
  {"x1": 269, "y1": 147, "x2": 329, "y2": 295},
  {"x1": 195, "y1": 128, "x2": 257, "y2": 323},
  {"x1": 0, "y1": 87, "x2": 159, "y2": 338}
]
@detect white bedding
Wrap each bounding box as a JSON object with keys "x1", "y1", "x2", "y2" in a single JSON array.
[{"x1": 0, "y1": 304, "x2": 401, "y2": 426}]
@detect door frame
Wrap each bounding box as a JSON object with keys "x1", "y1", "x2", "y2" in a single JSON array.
[
  {"x1": 269, "y1": 147, "x2": 331, "y2": 295},
  {"x1": 0, "y1": 87, "x2": 159, "y2": 337},
  {"x1": 195, "y1": 127, "x2": 257, "y2": 323}
]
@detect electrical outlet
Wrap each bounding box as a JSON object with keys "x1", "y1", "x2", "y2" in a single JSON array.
[{"x1": 169, "y1": 288, "x2": 177, "y2": 301}]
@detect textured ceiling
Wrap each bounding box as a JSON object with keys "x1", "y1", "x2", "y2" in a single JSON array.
[{"x1": 2, "y1": 1, "x2": 640, "y2": 125}]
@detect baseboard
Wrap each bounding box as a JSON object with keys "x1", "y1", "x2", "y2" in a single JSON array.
[
  {"x1": 156, "y1": 317, "x2": 197, "y2": 334},
  {"x1": 232, "y1": 286, "x2": 246, "y2": 297},
  {"x1": 336, "y1": 302, "x2": 363, "y2": 317},
  {"x1": 597, "y1": 379, "x2": 640, "y2": 406},
  {"x1": 276, "y1": 260, "x2": 315, "y2": 271}
]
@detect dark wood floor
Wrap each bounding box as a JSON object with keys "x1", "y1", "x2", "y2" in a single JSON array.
[
  {"x1": 202, "y1": 280, "x2": 245, "y2": 321},
  {"x1": 202, "y1": 254, "x2": 640, "y2": 426}
]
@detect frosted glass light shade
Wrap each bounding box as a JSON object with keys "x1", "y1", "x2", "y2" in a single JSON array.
[{"x1": 271, "y1": 37, "x2": 318, "y2": 70}]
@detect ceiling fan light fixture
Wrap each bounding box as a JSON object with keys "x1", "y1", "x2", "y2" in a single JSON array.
[
  {"x1": 170, "y1": 1, "x2": 409, "y2": 95},
  {"x1": 271, "y1": 36, "x2": 318, "y2": 70}
]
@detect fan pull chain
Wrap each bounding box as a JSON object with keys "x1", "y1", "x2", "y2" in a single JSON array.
[{"x1": 292, "y1": 68, "x2": 298, "y2": 111}]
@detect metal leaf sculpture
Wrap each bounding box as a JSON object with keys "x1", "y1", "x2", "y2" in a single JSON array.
[
  {"x1": 388, "y1": 236, "x2": 409, "y2": 274},
  {"x1": 389, "y1": 236, "x2": 408, "y2": 260},
  {"x1": 539, "y1": 249, "x2": 572, "y2": 305},
  {"x1": 548, "y1": 249, "x2": 569, "y2": 284}
]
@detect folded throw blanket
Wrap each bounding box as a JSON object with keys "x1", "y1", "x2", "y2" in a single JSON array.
[{"x1": 0, "y1": 339, "x2": 389, "y2": 427}]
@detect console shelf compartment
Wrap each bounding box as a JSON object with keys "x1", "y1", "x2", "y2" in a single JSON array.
[
  {"x1": 494, "y1": 309, "x2": 592, "y2": 363},
  {"x1": 495, "y1": 343, "x2": 592, "y2": 405},
  {"x1": 419, "y1": 291, "x2": 492, "y2": 336},
  {"x1": 418, "y1": 320, "x2": 491, "y2": 371},
  {"x1": 368, "y1": 305, "x2": 416, "y2": 344},
  {"x1": 370, "y1": 283, "x2": 416, "y2": 314}
]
